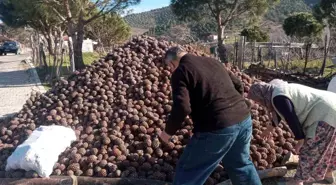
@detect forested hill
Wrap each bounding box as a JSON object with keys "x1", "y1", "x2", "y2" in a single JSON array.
[
  {"x1": 124, "y1": 0, "x2": 319, "y2": 31},
  {"x1": 125, "y1": 7, "x2": 177, "y2": 29}
]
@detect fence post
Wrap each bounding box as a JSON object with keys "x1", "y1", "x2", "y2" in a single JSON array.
[
  {"x1": 237, "y1": 36, "x2": 245, "y2": 69},
  {"x1": 274, "y1": 48, "x2": 277, "y2": 68},
  {"x1": 287, "y1": 42, "x2": 291, "y2": 70},
  {"x1": 258, "y1": 46, "x2": 262, "y2": 63},
  {"x1": 251, "y1": 40, "x2": 255, "y2": 63},
  {"x1": 234, "y1": 36, "x2": 238, "y2": 66}
]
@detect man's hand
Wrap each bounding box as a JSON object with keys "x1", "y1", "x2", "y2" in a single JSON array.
[
  {"x1": 159, "y1": 131, "x2": 171, "y2": 144},
  {"x1": 245, "y1": 99, "x2": 252, "y2": 109},
  {"x1": 294, "y1": 139, "x2": 305, "y2": 154},
  {"x1": 260, "y1": 125, "x2": 274, "y2": 140}
]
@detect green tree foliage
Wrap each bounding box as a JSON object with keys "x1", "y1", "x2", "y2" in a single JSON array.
[
  {"x1": 313, "y1": 0, "x2": 336, "y2": 26},
  {"x1": 38, "y1": 0, "x2": 141, "y2": 70},
  {"x1": 283, "y1": 12, "x2": 323, "y2": 40},
  {"x1": 170, "y1": 0, "x2": 279, "y2": 41},
  {"x1": 0, "y1": 0, "x2": 64, "y2": 54},
  {"x1": 124, "y1": 0, "x2": 313, "y2": 42},
  {"x1": 0, "y1": 24, "x2": 32, "y2": 45},
  {"x1": 241, "y1": 26, "x2": 270, "y2": 42},
  {"x1": 283, "y1": 12, "x2": 323, "y2": 73},
  {"x1": 170, "y1": 0, "x2": 279, "y2": 63},
  {"x1": 86, "y1": 13, "x2": 131, "y2": 49},
  {"x1": 265, "y1": 0, "x2": 312, "y2": 22}
]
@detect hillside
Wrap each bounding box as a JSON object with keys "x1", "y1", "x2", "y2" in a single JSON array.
[
  {"x1": 125, "y1": 7, "x2": 178, "y2": 29},
  {"x1": 124, "y1": 0, "x2": 318, "y2": 40}
]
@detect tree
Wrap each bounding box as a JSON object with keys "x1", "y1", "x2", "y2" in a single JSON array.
[
  {"x1": 313, "y1": 0, "x2": 336, "y2": 26},
  {"x1": 283, "y1": 12, "x2": 324, "y2": 74},
  {"x1": 0, "y1": 24, "x2": 32, "y2": 45},
  {"x1": 0, "y1": 0, "x2": 68, "y2": 81},
  {"x1": 86, "y1": 13, "x2": 131, "y2": 54},
  {"x1": 241, "y1": 26, "x2": 269, "y2": 42},
  {"x1": 170, "y1": 0, "x2": 279, "y2": 64},
  {"x1": 164, "y1": 24, "x2": 195, "y2": 44},
  {"x1": 0, "y1": 0, "x2": 64, "y2": 55},
  {"x1": 41, "y1": 0, "x2": 141, "y2": 70}
]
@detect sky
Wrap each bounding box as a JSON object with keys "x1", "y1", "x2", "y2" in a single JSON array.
[{"x1": 129, "y1": 0, "x2": 170, "y2": 14}]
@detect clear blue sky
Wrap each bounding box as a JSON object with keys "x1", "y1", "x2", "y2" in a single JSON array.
[{"x1": 130, "y1": 0, "x2": 170, "y2": 14}]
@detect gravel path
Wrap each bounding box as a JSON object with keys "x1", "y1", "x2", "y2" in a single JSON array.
[{"x1": 0, "y1": 54, "x2": 46, "y2": 120}]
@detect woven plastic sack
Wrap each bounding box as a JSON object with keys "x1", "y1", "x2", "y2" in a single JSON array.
[{"x1": 5, "y1": 125, "x2": 76, "y2": 177}]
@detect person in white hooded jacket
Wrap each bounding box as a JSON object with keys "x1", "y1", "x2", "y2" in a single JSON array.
[{"x1": 248, "y1": 79, "x2": 336, "y2": 185}]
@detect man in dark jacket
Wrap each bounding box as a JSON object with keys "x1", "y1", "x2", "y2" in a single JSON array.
[{"x1": 159, "y1": 46, "x2": 262, "y2": 185}]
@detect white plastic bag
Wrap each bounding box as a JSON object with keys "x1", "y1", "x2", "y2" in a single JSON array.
[
  {"x1": 6, "y1": 125, "x2": 76, "y2": 177},
  {"x1": 328, "y1": 76, "x2": 336, "y2": 93}
]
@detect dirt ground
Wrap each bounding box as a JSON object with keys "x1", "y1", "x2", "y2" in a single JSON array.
[{"x1": 262, "y1": 168, "x2": 336, "y2": 185}]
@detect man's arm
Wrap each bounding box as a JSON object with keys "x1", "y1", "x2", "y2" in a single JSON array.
[
  {"x1": 164, "y1": 68, "x2": 192, "y2": 135},
  {"x1": 228, "y1": 70, "x2": 244, "y2": 95}
]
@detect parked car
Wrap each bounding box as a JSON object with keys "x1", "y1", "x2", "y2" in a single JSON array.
[{"x1": 0, "y1": 41, "x2": 20, "y2": 55}]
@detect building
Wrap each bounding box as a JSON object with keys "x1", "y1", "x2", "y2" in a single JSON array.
[{"x1": 63, "y1": 36, "x2": 98, "y2": 53}]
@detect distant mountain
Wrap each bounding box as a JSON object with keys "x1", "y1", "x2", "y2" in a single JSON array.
[{"x1": 124, "y1": 0, "x2": 317, "y2": 39}]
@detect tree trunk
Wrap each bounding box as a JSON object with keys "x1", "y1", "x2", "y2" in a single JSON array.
[
  {"x1": 73, "y1": 18, "x2": 85, "y2": 70},
  {"x1": 57, "y1": 41, "x2": 65, "y2": 79},
  {"x1": 303, "y1": 43, "x2": 311, "y2": 74},
  {"x1": 68, "y1": 36, "x2": 75, "y2": 72},
  {"x1": 50, "y1": 32, "x2": 58, "y2": 83},
  {"x1": 37, "y1": 33, "x2": 43, "y2": 67},
  {"x1": 39, "y1": 43, "x2": 47, "y2": 69},
  {"x1": 63, "y1": 0, "x2": 77, "y2": 71},
  {"x1": 30, "y1": 34, "x2": 36, "y2": 64},
  {"x1": 46, "y1": 32, "x2": 54, "y2": 55},
  {"x1": 66, "y1": 21, "x2": 76, "y2": 72},
  {"x1": 320, "y1": 33, "x2": 331, "y2": 76},
  {"x1": 97, "y1": 38, "x2": 105, "y2": 55},
  {"x1": 35, "y1": 32, "x2": 41, "y2": 67},
  {"x1": 216, "y1": 13, "x2": 228, "y2": 64}
]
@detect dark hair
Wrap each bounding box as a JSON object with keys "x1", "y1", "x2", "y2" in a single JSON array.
[{"x1": 164, "y1": 46, "x2": 185, "y2": 63}]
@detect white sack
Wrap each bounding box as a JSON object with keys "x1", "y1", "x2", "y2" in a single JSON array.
[
  {"x1": 328, "y1": 76, "x2": 336, "y2": 93},
  {"x1": 5, "y1": 125, "x2": 76, "y2": 177}
]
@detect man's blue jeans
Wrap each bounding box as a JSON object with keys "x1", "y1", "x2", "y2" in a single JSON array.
[{"x1": 173, "y1": 115, "x2": 261, "y2": 185}]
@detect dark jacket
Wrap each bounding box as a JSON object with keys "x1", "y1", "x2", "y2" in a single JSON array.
[{"x1": 164, "y1": 54, "x2": 250, "y2": 135}]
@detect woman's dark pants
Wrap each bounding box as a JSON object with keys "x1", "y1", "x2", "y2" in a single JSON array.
[{"x1": 173, "y1": 116, "x2": 262, "y2": 185}]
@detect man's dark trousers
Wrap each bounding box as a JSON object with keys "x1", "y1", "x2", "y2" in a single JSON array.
[{"x1": 172, "y1": 115, "x2": 262, "y2": 185}]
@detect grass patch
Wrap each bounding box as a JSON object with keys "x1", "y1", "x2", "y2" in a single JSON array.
[
  {"x1": 244, "y1": 58, "x2": 335, "y2": 77},
  {"x1": 36, "y1": 52, "x2": 102, "y2": 88}
]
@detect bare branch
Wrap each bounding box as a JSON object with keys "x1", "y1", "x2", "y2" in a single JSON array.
[
  {"x1": 221, "y1": 0, "x2": 240, "y2": 26},
  {"x1": 50, "y1": 7, "x2": 66, "y2": 22},
  {"x1": 331, "y1": 3, "x2": 336, "y2": 18},
  {"x1": 37, "y1": 0, "x2": 62, "y2": 6},
  {"x1": 207, "y1": 3, "x2": 217, "y2": 19}
]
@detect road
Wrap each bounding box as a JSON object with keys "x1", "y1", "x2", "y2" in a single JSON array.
[{"x1": 0, "y1": 54, "x2": 45, "y2": 119}]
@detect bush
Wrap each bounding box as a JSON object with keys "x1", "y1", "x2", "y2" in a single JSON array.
[{"x1": 241, "y1": 26, "x2": 269, "y2": 42}]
